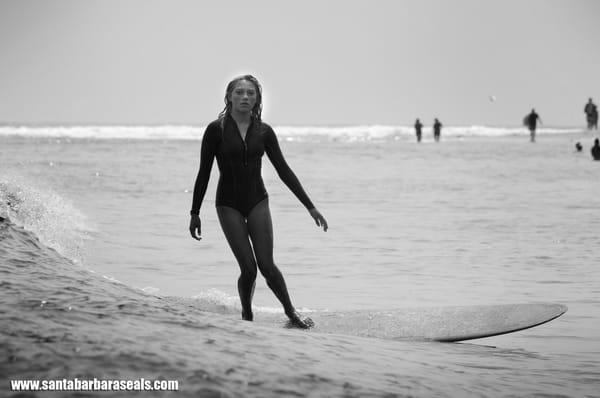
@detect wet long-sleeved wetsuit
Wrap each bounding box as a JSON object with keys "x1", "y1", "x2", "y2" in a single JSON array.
[{"x1": 190, "y1": 115, "x2": 314, "y2": 217}]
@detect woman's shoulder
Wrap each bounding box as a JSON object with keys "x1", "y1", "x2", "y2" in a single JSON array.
[
  {"x1": 258, "y1": 121, "x2": 278, "y2": 145},
  {"x1": 201, "y1": 119, "x2": 224, "y2": 144},
  {"x1": 204, "y1": 118, "x2": 224, "y2": 135},
  {"x1": 206, "y1": 118, "x2": 223, "y2": 131},
  {"x1": 258, "y1": 120, "x2": 276, "y2": 136}
]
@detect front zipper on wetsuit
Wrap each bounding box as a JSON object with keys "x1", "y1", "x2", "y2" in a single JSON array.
[
  {"x1": 238, "y1": 130, "x2": 248, "y2": 166},
  {"x1": 242, "y1": 140, "x2": 247, "y2": 166},
  {"x1": 234, "y1": 120, "x2": 249, "y2": 166}
]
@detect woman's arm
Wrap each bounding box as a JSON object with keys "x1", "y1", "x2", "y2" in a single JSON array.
[
  {"x1": 264, "y1": 125, "x2": 328, "y2": 231},
  {"x1": 190, "y1": 123, "x2": 219, "y2": 215},
  {"x1": 263, "y1": 124, "x2": 315, "y2": 210},
  {"x1": 189, "y1": 123, "x2": 219, "y2": 240}
]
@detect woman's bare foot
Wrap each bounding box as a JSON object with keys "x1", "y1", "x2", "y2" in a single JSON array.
[
  {"x1": 242, "y1": 310, "x2": 253, "y2": 321},
  {"x1": 286, "y1": 310, "x2": 314, "y2": 329}
]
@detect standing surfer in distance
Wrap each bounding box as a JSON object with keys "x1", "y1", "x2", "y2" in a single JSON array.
[
  {"x1": 584, "y1": 98, "x2": 598, "y2": 130},
  {"x1": 592, "y1": 138, "x2": 600, "y2": 161},
  {"x1": 524, "y1": 109, "x2": 542, "y2": 142},
  {"x1": 189, "y1": 75, "x2": 328, "y2": 329},
  {"x1": 433, "y1": 118, "x2": 442, "y2": 142},
  {"x1": 414, "y1": 118, "x2": 423, "y2": 142}
]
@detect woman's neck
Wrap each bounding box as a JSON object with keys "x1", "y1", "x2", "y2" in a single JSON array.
[{"x1": 230, "y1": 110, "x2": 252, "y2": 124}]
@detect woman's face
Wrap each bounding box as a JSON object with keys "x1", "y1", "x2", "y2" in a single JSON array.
[{"x1": 229, "y1": 80, "x2": 257, "y2": 115}]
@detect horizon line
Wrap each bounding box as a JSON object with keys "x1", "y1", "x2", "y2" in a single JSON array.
[{"x1": 0, "y1": 121, "x2": 587, "y2": 129}]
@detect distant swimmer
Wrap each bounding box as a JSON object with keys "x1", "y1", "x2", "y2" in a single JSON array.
[
  {"x1": 189, "y1": 74, "x2": 327, "y2": 329},
  {"x1": 523, "y1": 109, "x2": 542, "y2": 142},
  {"x1": 575, "y1": 142, "x2": 583, "y2": 152},
  {"x1": 584, "y1": 98, "x2": 598, "y2": 130},
  {"x1": 414, "y1": 118, "x2": 423, "y2": 142},
  {"x1": 592, "y1": 138, "x2": 600, "y2": 161},
  {"x1": 433, "y1": 118, "x2": 442, "y2": 142}
]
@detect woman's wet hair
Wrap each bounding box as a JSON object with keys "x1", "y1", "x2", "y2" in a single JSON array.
[{"x1": 218, "y1": 75, "x2": 263, "y2": 123}]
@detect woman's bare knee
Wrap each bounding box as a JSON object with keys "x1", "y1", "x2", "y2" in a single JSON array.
[
  {"x1": 258, "y1": 262, "x2": 281, "y2": 281},
  {"x1": 241, "y1": 267, "x2": 258, "y2": 282}
]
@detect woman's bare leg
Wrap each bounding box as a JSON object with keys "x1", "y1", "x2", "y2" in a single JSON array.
[
  {"x1": 216, "y1": 206, "x2": 257, "y2": 321},
  {"x1": 247, "y1": 199, "x2": 313, "y2": 328}
]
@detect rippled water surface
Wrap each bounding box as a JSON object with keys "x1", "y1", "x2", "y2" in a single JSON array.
[{"x1": 1, "y1": 130, "x2": 599, "y2": 397}]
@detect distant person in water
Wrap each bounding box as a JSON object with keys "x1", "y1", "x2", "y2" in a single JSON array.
[
  {"x1": 575, "y1": 142, "x2": 583, "y2": 152},
  {"x1": 524, "y1": 109, "x2": 542, "y2": 142},
  {"x1": 414, "y1": 118, "x2": 423, "y2": 142},
  {"x1": 584, "y1": 98, "x2": 598, "y2": 130},
  {"x1": 189, "y1": 74, "x2": 328, "y2": 329},
  {"x1": 592, "y1": 139, "x2": 600, "y2": 161},
  {"x1": 433, "y1": 118, "x2": 442, "y2": 142}
]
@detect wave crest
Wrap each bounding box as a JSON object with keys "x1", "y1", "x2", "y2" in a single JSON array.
[
  {"x1": 0, "y1": 175, "x2": 92, "y2": 263},
  {"x1": 0, "y1": 125, "x2": 585, "y2": 142}
]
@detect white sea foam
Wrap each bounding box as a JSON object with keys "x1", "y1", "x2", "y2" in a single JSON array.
[
  {"x1": 0, "y1": 124, "x2": 585, "y2": 142},
  {"x1": 0, "y1": 175, "x2": 93, "y2": 263},
  {"x1": 190, "y1": 288, "x2": 301, "y2": 315}
]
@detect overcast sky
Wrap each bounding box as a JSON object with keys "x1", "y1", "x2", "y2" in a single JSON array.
[{"x1": 1, "y1": 0, "x2": 599, "y2": 126}]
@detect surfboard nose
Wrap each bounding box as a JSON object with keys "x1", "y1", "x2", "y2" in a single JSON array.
[{"x1": 552, "y1": 303, "x2": 568, "y2": 316}]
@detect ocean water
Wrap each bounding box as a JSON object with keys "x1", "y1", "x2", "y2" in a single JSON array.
[{"x1": 1, "y1": 125, "x2": 599, "y2": 397}]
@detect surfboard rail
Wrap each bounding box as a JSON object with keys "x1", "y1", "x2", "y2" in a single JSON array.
[{"x1": 254, "y1": 303, "x2": 568, "y2": 343}]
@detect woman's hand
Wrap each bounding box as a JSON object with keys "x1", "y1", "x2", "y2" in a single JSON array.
[
  {"x1": 189, "y1": 215, "x2": 202, "y2": 240},
  {"x1": 309, "y1": 208, "x2": 328, "y2": 232}
]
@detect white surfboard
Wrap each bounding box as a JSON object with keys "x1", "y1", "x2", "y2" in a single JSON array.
[{"x1": 255, "y1": 303, "x2": 567, "y2": 342}]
